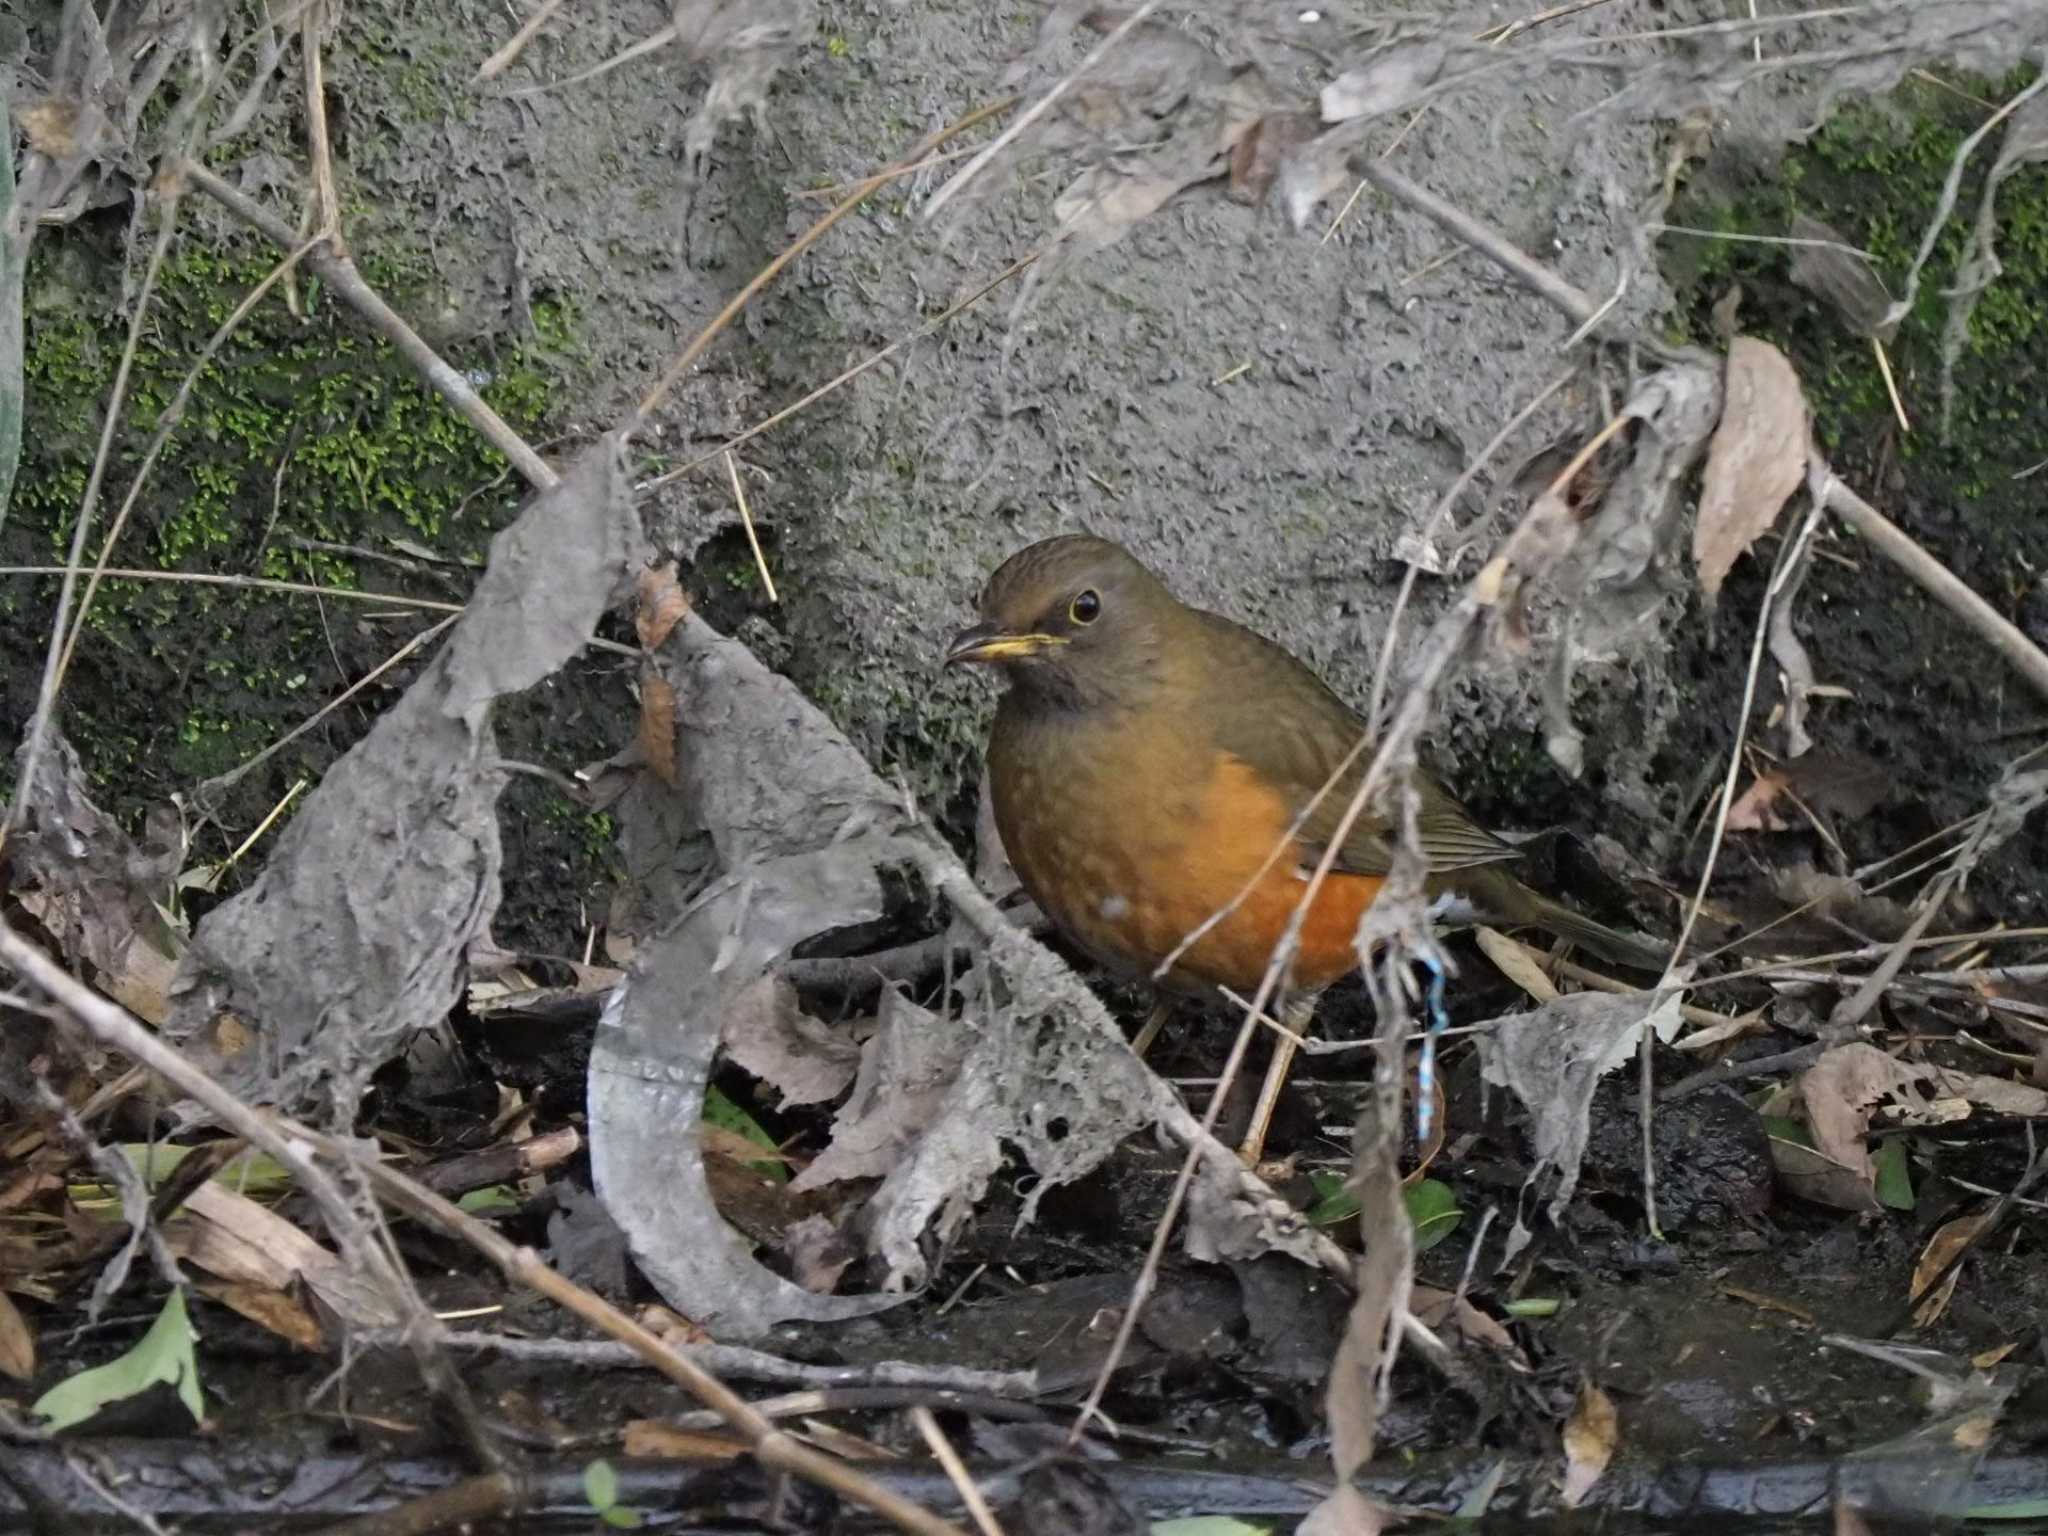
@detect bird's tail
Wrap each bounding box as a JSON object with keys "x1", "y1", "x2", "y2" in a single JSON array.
[{"x1": 1454, "y1": 865, "x2": 1670, "y2": 973}]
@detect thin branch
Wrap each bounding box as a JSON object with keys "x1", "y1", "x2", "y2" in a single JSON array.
[
  {"x1": 0, "y1": 917, "x2": 506, "y2": 1475},
  {"x1": 625, "y1": 98, "x2": 1017, "y2": 436},
  {"x1": 304, "y1": 1128, "x2": 969, "y2": 1536},
  {"x1": 911, "y1": 1408, "x2": 1007, "y2": 1536},
  {"x1": 1821, "y1": 477, "x2": 2048, "y2": 701},
  {"x1": 5, "y1": 191, "x2": 181, "y2": 846},
  {"x1": 636, "y1": 251, "x2": 1039, "y2": 494},
  {"x1": 177, "y1": 160, "x2": 556, "y2": 489},
  {"x1": 474, "y1": 0, "x2": 569, "y2": 82},
  {"x1": 919, "y1": 3, "x2": 1159, "y2": 223}
]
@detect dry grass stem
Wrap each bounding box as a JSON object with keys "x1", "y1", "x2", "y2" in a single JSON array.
[
  {"x1": 724, "y1": 452, "x2": 779, "y2": 602},
  {"x1": 910, "y1": 1408, "x2": 1007, "y2": 1536},
  {"x1": 474, "y1": 0, "x2": 569, "y2": 82},
  {"x1": 628, "y1": 98, "x2": 1017, "y2": 435}
]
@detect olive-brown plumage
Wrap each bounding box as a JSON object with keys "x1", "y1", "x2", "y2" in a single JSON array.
[{"x1": 947, "y1": 534, "x2": 1663, "y2": 995}]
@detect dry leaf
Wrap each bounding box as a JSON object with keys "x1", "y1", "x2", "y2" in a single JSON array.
[
  {"x1": 720, "y1": 974, "x2": 861, "y2": 1108},
  {"x1": 1799, "y1": 1043, "x2": 1910, "y2": 1188},
  {"x1": 1694, "y1": 337, "x2": 1810, "y2": 600},
  {"x1": 623, "y1": 1419, "x2": 748, "y2": 1460},
  {"x1": 1561, "y1": 1379, "x2": 1618, "y2": 1508},
  {"x1": 1726, "y1": 770, "x2": 1794, "y2": 832},
  {"x1": 637, "y1": 671, "x2": 680, "y2": 787},
  {"x1": 192, "y1": 1278, "x2": 326, "y2": 1352},
  {"x1": 1229, "y1": 111, "x2": 1318, "y2": 205},
  {"x1": 1768, "y1": 1134, "x2": 1880, "y2": 1213},
  {"x1": 0, "y1": 1290, "x2": 35, "y2": 1381},
  {"x1": 1910, "y1": 1211, "x2": 1993, "y2": 1329},
  {"x1": 635, "y1": 562, "x2": 689, "y2": 650},
  {"x1": 1475, "y1": 927, "x2": 1559, "y2": 1004},
  {"x1": 168, "y1": 1181, "x2": 398, "y2": 1328}
]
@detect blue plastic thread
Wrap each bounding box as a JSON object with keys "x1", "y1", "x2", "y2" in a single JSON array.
[{"x1": 1414, "y1": 952, "x2": 1451, "y2": 1142}]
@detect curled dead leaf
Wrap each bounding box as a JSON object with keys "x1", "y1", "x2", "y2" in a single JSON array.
[
  {"x1": 1695, "y1": 337, "x2": 1810, "y2": 600},
  {"x1": 1561, "y1": 1379, "x2": 1618, "y2": 1508},
  {"x1": 0, "y1": 1290, "x2": 35, "y2": 1381},
  {"x1": 635, "y1": 562, "x2": 690, "y2": 650},
  {"x1": 1910, "y1": 1211, "x2": 1994, "y2": 1329}
]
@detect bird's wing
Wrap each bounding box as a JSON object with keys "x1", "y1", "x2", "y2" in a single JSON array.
[{"x1": 1194, "y1": 610, "x2": 1520, "y2": 878}]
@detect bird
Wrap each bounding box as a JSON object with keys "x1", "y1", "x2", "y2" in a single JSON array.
[{"x1": 945, "y1": 533, "x2": 1665, "y2": 1165}]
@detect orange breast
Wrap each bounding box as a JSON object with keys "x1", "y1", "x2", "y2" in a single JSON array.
[{"x1": 993, "y1": 739, "x2": 1384, "y2": 995}]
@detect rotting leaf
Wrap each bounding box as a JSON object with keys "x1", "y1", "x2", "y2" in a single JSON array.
[
  {"x1": 33, "y1": 1286, "x2": 202, "y2": 1432},
  {"x1": 719, "y1": 974, "x2": 860, "y2": 1109},
  {"x1": 1911, "y1": 1211, "x2": 1993, "y2": 1329},
  {"x1": 1726, "y1": 769, "x2": 1794, "y2": 832},
  {"x1": 1798, "y1": 1042, "x2": 1912, "y2": 1195},
  {"x1": 166, "y1": 438, "x2": 646, "y2": 1120},
  {"x1": 1694, "y1": 337, "x2": 1810, "y2": 602},
  {"x1": 9, "y1": 730, "x2": 183, "y2": 1022},
  {"x1": 0, "y1": 1289, "x2": 34, "y2": 1381},
  {"x1": 590, "y1": 606, "x2": 1158, "y2": 1336},
  {"x1": 792, "y1": 987, "x2": 975, "y2": 1193},
  {"x1": 1476, "y1": 990, "x2": 1684, "y2": 1265},
  {"x1": 1561, "y1": 1379, "x2": 1618, "y2": 1508},
  {"x1": 192, "y1": 1278, "x2": 325, "y2": 1353}
]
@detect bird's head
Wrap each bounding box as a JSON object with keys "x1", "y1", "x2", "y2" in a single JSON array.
[{"x1": 945, "y1": 534, "x2": 1178, "y2": 708}]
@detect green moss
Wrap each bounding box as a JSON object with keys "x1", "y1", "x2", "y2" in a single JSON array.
[{"x1": 1666, "y1": 66, "x2": 2047, "y2": 498}]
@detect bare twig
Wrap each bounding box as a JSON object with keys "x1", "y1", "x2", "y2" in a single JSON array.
[
  {"x1": 920, "y1": 4, "x2": 1159, "y2": 223},
  {"x1": 475, "y1": 0, "x2": 569, "y2": 82},
  {"x1": 637, "y1": 251, "x2": 1039, "y2": 494},
  {"x1": 911, "y1": 1408, "x2": 1007, "y2": 1536},
  {"x1": 5, "y1": 192, "x2": 181, "y2": 846},
  {"x1": 0, "y1": 566, "x2": 635, "y2": 656},
  {"x1": 724, "y1": 452, "x2": 778, "y2": 602},
  {"x1": 177, "y1": 160, "x2": 556, "y2": 489},
  {"x1": 1820, "y1": 477, "x2": 2048, "y2": 701},
  {"x1": 626, "y1": 98, "x2": 1017, "y2": 436},
  {"x1": 0, "y1": 918, "x2": 505, "y2": 1474},
  {"x1": 196, "y1": 615, "x2": 459, "y2": 804},
  {"x1": 308, "y1": 1133, "x2": 968, "y2": 1536}
]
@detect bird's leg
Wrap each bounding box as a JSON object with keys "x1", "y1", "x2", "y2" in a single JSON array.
[
  {"x1": 1237, "y1": 992, "x2": 1320, "y2": 1168},
  {"x1": 1130, "y1": 998, "x2": 1173, "y2": 1060}
]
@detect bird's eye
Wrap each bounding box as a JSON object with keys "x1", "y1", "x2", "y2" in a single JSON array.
[{"x1": 1069, "y1": 589, "x2": 1102, "y2": 625}]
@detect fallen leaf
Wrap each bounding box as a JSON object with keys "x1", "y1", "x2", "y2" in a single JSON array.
[
  {"x1": 1726, "y1": 770, "x2": 1794, "y2": 832},
  {"x1": 192, "y1": 1278, "x2": 326, "y2": 1352},
  {"x1": 167, "y1": 1181, "x2": 398, "y2": 1328},
  {"x1": 1561, "y1": 1379, "x2": 1618, "y2": 1508},
  {"x1": 1798, "y1": 1043, "x2": 1911, "y2": 1190},
  {"x1": 634, "y1": 562, "x2": 689, "y2": 650},
  {"x1": 0, "y1": 1290, "x2": 35, "y2": 1381},
  {"x1": 721, "y1": 974, "x2": 861, "y2": 1109},
  {"x1": 1910, "y1": 1211, "x2": 1993, "y2": 1329},
  {"x1": 782, "y1": 1213, "x2": 856, "y2": 1295},
  {"x1": 1320, "y1": 41, "x2": 1449, "y2": 122},
  {"x1": 1228, "y1": 111, "x2": 1319, "y2": 205},
  {"x1": 1475, "y1": 927, "x2": 1559, "y2": 1003},
  {"x1": 1694, "y1": 337, "x2": 1810, "y2": 600},
  {"x1": 623, "y1": 1419, "x2": 748, "y2": 1460},
  {"x1": 33, "y1": 1287, "x2": 203, "y2": 1432}
]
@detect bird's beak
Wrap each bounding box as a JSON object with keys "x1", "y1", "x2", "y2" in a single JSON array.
[{"x1": 945, "y1": 623, "x2": 1064, "y2": 667}]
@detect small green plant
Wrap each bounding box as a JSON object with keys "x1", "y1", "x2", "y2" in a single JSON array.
[
  {"x1": 34, "y1": 1286, "x2": 204, "y2": 1431},
  {"x1": 582, "y1": 1458, "x2": 643, "y2": 1529}
]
